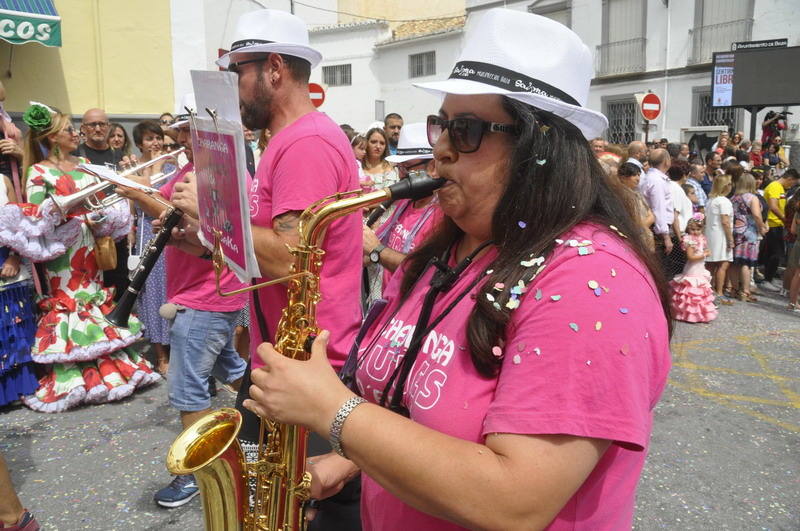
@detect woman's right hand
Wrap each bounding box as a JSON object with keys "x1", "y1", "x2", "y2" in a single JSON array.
[{"x1": 0, "y1": 254, "x2": 20, "y2": 278}]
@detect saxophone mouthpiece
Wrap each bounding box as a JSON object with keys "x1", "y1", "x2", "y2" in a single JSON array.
[{"x1": 387, "y1": 174, "x2": 443, "y2": 201}]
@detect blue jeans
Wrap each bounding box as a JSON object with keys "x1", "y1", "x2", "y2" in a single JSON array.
[{"x1": 167, "y1": 307, "x2": 246, "y2": 411}]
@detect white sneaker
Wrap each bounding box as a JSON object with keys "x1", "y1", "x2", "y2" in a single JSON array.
[
  {"x1": 761, "y1": 282, "x2": 780, "y2": 292},
  {"x1": 780, "y1": 288, "x2": 788, "y2": 297}
]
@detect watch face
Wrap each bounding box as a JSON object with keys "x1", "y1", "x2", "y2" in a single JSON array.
[{"x1": 370, "y1": 251, "x2": 380, "y2": 263}]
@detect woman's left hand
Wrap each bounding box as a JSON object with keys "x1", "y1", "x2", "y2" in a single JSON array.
[
  {"x1": 0, "y1": 254, "x2": 20, "y2": 278},
  {"x1": 244, "y1": 330, "x2": 356, "y2": 436}
]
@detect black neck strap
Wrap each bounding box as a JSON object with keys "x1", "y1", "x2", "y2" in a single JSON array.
[{"x1": 381, "y1": 240, "x2": 494, "y2": 415}]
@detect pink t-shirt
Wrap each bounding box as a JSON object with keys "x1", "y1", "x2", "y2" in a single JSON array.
[
  {"x1": 162, "y1": 164, "x2": 248, "y2": 312},
  {"x1": 376, "y1": 198, "x2": 442, "y2": 287},
  {"x1": 249, "y1": 112, "x2": 361, "y2": 371},
  {"x1": 355, "y1": 223, "x2": 671, "y2": 530}
]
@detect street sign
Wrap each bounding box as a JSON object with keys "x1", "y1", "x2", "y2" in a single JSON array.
[
  {"x1": 309, "y1": 82, "x2": 325, "y2": 108},
  {"x1": 731, "y1": 38, "x2": 788, "y2": 51},
  {"x1": 640, "y1": 92, "x2": 661, "y2": 121}
]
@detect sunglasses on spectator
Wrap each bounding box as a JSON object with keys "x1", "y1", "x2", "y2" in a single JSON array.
[
  {"x1": 83, "y1": 121, "x2": 109, "y2": 129},
  {"x1": 227, "y1": 57, "x2": 267, "y2": 75},
  {"x1": 62, "y1": 126, "x2": 77, "y2": 135},
  {"x1": 160, "y1": 119, "x2": 174, "y2": 125},
  {"x1": 397, "y1": 160, "x2": 429, "y2": 178},
  {"x1": 426, "y1": 115, "x2": 516, "y2": 154}
]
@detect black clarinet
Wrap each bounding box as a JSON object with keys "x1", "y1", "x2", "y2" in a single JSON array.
[{"x1": 105, "y1": 207, "x2": 184, "y2": 328}]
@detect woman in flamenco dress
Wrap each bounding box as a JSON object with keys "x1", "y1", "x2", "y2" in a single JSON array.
[{"x1": 0, "y1": 103, "x2": 159, "y2": 412}]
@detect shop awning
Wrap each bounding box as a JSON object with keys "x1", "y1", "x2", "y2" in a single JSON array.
[{"x1": 0, "y1": 0, "x2": 61, "y2": 47}]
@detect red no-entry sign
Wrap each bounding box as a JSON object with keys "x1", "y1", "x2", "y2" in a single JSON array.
[
  {"x1": 640, "y1": 93, "x2": 661, "y2": 121},
  {"x1": 309, "y1": 82, "x2": 325, "y2": 108}
]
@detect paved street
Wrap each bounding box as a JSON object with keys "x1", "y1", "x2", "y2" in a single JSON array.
[{"x1": 1, "y1": 290, "x2": 798, "y2": 530}]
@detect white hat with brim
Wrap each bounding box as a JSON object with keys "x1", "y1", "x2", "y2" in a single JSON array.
[
  {"x1": 414, "y1": 9, "x2": 608, "y2": 140},
  {"x1": 170, "y1": 93, "x2": 196, "y2": 129},
  {"x1": 216, "y1": 9, "x2": 322, "y2": 70},
  {"x1": 385, "y1": 122, "x2": 434, "y2": 164}
]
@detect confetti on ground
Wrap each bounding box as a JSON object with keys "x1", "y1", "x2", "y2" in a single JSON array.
[
  {"x1": 492, "y1": 346, "x2": 503, "y2": 357},
  {"x1": 512, "y1": 354, "x2": 522, "y2": 364},
  {"x1": 569, "y1": 322, "x2": 579, "y2": 332}
]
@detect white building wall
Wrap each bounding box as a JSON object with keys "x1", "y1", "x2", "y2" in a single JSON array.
[{"x1": 309, "y1": 23, "x2": 390, "y2": 131}]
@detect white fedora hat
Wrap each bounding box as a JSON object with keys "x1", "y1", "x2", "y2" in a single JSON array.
[
  {"x1": 414, "y1": 9, "x2": 607, "y2": 140},
  {"x1": 170, "y1": 93, "x2": 196, "y2": 129},
  {"x1": 386, "y1": 123, "x2": 434, "y2": 164},
  {"x1": 216, "y1": 9, "x2": 322, "y2": 70}
]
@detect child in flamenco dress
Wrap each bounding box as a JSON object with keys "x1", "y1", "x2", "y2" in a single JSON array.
[
  {"x1": 670, "y1": 213, "x2": 718, "y2": 323},
  {"x1": 0, "y1": 103, "x2": 160, "y2": 412},
  {"x1": 0, "y1": 175, "x2": 38, "y2": 407}
]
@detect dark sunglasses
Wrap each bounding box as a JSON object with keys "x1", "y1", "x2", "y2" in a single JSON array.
[
  {"x1": 227, "y1": 57, "x2": 267, "y2": 75},
  {"x1": 426, "y1": 115, "x2": 516, "y2": 154},
  {"x1": 160, "y1": 119, "x2": 174, "y2": 125}
]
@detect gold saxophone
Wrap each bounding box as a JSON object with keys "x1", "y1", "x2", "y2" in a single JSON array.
[{"x1": 165, "y1": 175, "x2": 443, "y2": 531}]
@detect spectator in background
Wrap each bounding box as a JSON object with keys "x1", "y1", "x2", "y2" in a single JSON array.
[
  {"x1": 763, "y1": 143, "x2": 780, "y2": 168},
  {"x1": 666, "y1": 159, "x2": 693, "y2": 276},
  {"x1": 702, "y1": 151, "x2": 721, "y2": 196},
  {"x1": 711, "y1": 131, "x2": 729, "y2": 152},
  {"x1": 641, "y1": 148, "x2": 674, "y2": 259},
  {"x1": 340, "y1": 123, "x2": 356, "y2": 141},
  {"x1": 590, "y1": 137, "x2": 606, "y2": 156},
  {"x1": 667, "y1": 142, "x2": 681, "y2": 159},
  {"x1": 159, "y1": 112, "x2": 174, "y2": 130},
  {"x1": 761, "y1": 169, "x2": 800, "y2": 291},
  {"x1": 362, "y1": 127, "x2": 398, "y2": 189},
  {"x1": 108, "y1": 122, "x2": 132, "y2": 158},
  {"x1": 705, "y1": 174, "x2": 735, "y2": 305},
  {"x1": 0, "y1": 81, "x2": 23, "y2": 198},
  {"x1": 383, "y1": 112, "x2": 403, "y2": 156},
  {"x1": 678, "y1": 143, "x2": 691, "y2": 160},
  {"x1": 730, "y1": 173, "x2": 767, "y2": 302},
  {"x1": 618, "y1": 161, "x2": 655, "y2": 251},
  {"x1": 772, "y1": 136, "x2": 789, "y2": 171},
  {"x1": 761, "y1": 111, "x2": 787, "y2": 146},
  {"x1": 627, "y1": 140, "x2": 648, "y2": 171},
  {"x1": 714, "y1": 136, "x2": 729, "y2": 155},
  {"x1": 163, "y1": 128, "x2": 179, "y2": 152},
  {"x1": 749, "y1": 141, "x2": 764, "y2": 167},
  {"x1": 730, "y1": 131, "x2": 743, "y2": 151},
  {"x1": 686, "y1": 163, "x2": 708, "y2": 212}
]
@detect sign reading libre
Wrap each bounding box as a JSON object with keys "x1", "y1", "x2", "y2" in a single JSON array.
[
  {"x1": 640, "y1": 93, "x2": 661, "y2": 121},
  {"x1": 0, "y1": 9, "x2": 61, "y2": 47}
]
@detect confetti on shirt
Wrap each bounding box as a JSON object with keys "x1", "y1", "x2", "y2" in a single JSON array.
[
  {"x1": 550, "y1": 295, "x2": 562, "y2": 301},
  {"x1": 595, "y1": 321, "x2": 602, "y2": 331},
  {"x1": 619, "y1": 307, "x2": 629, "y2": 314},
  {"x1": 518, "y1": 221, "x2": 527, "y2": 229},
  {"x1": 569, "y1": 322, "x2": 579, "y2": 332},
  {"x1": 535, "y1": 289, "x2": 543, "y2": 300},
  {"x1": 492, "y1": 346, "x2": 503, "y2": 357},
  {"x1": 588, "y1": 280, "x2": 599, "y2": 289},
  {"x1": 512, "y1": 354, "x2": 522, "y2": 365}
]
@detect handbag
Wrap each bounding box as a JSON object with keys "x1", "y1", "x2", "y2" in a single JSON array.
[{"x1": 93, "y1": 234, "x2": 118, "y2": 271}]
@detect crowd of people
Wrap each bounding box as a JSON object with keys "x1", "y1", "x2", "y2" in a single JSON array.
[
  {"x1": 591, "y1": 131, "x2": 799, "y2": 322},
  {"x1": 0, "y1": 6, "x2": 794, "y2": 531}
]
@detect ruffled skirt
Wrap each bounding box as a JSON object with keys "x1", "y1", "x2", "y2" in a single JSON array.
[
  {"x1": 670, "y1": 271, "x2": 718, "y2": 323},
  {"x1": 0, "y1": 280, "x2": 39, "y2": 406}
]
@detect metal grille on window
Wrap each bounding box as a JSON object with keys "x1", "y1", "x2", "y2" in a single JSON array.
[
  {"x1": 689, "y1": 0, "x2": 753, "y2": 64},
  {"x1": 409, "y1": 51, "x2": 435, "y2": 78},
  {"x1": 696, "y1": 92, "x2": 737, "y2": 129},
  {"x1": 322, "y1": 64, "x2": 352, "y2": 87},
  {"x1": 606, "y1": 100, "x2": 637, "y2": 145},
  {"x1": 597, "y1": 0, "x2": 645, "y2": 76}
]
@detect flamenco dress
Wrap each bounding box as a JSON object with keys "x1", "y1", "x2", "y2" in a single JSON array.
[
  {"x1": 0, "y1": 161, "x2": 160, "y2": 412},
  {"x1": 669, "y1": 235, "x2": 718, "y2": 323}
]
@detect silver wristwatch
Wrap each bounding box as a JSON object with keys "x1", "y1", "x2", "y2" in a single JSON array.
[
  {"x1": 369, "y1": 243, "x2": 386, "y2": 264},
  {"x1": 330, "y1": 396, "x2": 367, "y2": 458}
]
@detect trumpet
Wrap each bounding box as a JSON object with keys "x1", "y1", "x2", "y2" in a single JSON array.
[{"x1": 50, "y1": 148, "x2": 185, "y2": 219}]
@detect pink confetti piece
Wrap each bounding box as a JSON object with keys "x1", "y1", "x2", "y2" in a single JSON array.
[
  {"x1": 492, "y1": 346, "x2": 503, "y2": 357},
  {"x1": 493, "y1": 282, "x2": 505, "y2": 290},
  {"x1": 620, "y1": 344, "x2": 630, "y2": 356}
]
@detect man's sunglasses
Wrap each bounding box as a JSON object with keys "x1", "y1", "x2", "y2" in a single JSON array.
[
  {"x1": 426, "y1": 115, "x2": 516, "y2": 154},
  {"x1": 227, "y1": 57, "x2": 267, "y2": 75}
]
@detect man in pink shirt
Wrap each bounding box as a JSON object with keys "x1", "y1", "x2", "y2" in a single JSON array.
[
  {"x1": 119, "y1": 110, "x2": 249, "y2": 508},
  {"x1": 216, "y1": 9, "x2": 363, "y2": 528}
]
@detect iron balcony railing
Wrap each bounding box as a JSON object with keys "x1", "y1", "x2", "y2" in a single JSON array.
[
  {"x1": 689, "y1": 18, "x2": 753, "y2": 65},
  {"x1": 596, "y1": 37, "x2": 646, "y2": 77}
]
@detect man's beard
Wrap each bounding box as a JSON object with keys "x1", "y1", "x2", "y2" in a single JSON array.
[{"x1": 240, "y1": 71, "x2": 272, "y2": 130}]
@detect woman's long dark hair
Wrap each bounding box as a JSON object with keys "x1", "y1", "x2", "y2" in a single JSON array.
[{"x1": 400, "y1": 97, "x2": 672, "y2": 378}]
